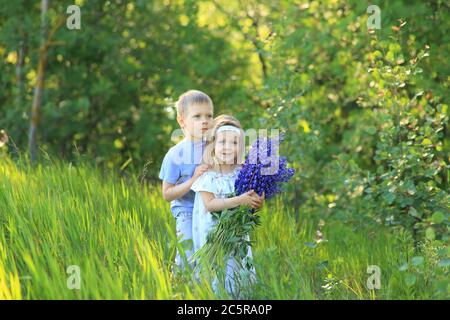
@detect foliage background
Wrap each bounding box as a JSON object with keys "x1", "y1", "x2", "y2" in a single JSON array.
[{"x1": 0, "y1": 0, "x2": 449, "y2": 299}]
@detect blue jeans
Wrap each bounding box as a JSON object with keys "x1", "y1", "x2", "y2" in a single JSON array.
[{"x1": 174, "y1": 211, "x2": 193, "y2": 271}]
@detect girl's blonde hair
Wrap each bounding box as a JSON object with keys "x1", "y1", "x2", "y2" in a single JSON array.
[{"x1": 203, "y1": 114, "x2": 245, "y2": 168}]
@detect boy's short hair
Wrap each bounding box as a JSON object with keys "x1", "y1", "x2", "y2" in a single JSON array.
[{"x1": 175, "y1": 90, "x2": 213, "y2": 117}]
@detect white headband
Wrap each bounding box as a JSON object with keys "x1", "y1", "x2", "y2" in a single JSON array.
[{"x1": 216, "y1": 125, "x2": 241, "y2": 135}]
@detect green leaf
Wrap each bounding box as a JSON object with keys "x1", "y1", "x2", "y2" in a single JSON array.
[
  {"x1": 425, "y1": 227, "x2": 435, "y2": 240},
  {"x1": 431, "y1": 211, "x2": 445, "y2": 224},
  {"x1": 404, "y1": 273, "x2": 416, "y2": 286},
  {"x1": 383, "y1": 192, "x2": 395, "y2": 205},
  {"x1": 438, "y1": 259, "x2": 450, "y2": 268},
  {"x1": 114, "y1": 139, "x2": 124, "y2": 149},
  {"x1": 366, "y1": 126, "x2": 377, "y2": 135},
  {"x1": 411, "y1": 256, "x2": 424, "y2": 266},
  {"x1": 408, "y1": 207, "x2": 420, "y2": 217},
  {"x1": 386, "y1": 51, "x2": 395, "y2": 63},
  {"x1": 399, "y1": 263, "x2": 408, "y2": 272},
  {"x1": 404, "y1": 181, "x2": 416, "y2": 195},
  {"x1": 304, "y1": 242, "x2": 317, "y2": 248},
  {"x1": 414, "y1": 67, "x2": 423, "y2": 75}
]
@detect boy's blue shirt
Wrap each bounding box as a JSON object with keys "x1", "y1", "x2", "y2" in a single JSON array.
[{"x1": 159, "y1": 138, "x2": 205, "y2": 217}]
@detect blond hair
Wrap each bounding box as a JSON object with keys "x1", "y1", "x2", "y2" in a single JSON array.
[
  {"x1": 175, "y1": 90, "x2": 213, "y2": 117},
  {"x1": 203, "y1": 114, "x2": 245, "y2": 168}
]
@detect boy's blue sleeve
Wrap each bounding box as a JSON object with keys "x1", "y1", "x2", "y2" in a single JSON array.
[{"x1": 159, "y1": 151, "x2": 180, "y2": 184}]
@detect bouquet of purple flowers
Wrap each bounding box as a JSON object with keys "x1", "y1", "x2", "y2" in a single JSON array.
[
  {"x1": 235, "y1": 135, "x2": 295, "y2": 199},
  {"x1": 193, "y1": 135, "x2": 295, "y2": 274}
]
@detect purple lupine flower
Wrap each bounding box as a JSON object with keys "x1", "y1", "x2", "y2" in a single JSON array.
[{"x1": 235, "y1": 135, "x2": 294, "y2": 199}]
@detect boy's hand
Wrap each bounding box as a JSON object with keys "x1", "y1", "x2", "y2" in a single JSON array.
[{"x1": 192, "y1": 164, "x2": 210, "y2": 180}]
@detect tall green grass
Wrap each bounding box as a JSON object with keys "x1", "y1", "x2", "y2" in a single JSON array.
[{"x1": 0, "y1": 157, "x2": 439, "y2": 299}]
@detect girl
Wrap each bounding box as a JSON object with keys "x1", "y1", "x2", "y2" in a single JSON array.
[{"x1": 191, "y1": 114, "x2": 263, "y2": 297}]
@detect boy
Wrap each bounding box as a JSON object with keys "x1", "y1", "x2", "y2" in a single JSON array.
[{"x1": 159, "y1": 90, "x2": 214, "y2": 270}]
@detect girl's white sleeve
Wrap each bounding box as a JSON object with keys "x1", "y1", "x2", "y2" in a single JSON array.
[{"x1": 191, "y1": 172, "x2": 217, "y2": 194}]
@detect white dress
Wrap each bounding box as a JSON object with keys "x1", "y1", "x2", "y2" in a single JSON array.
[{"x1": 191, "y1": 168, "x2": 256, "y2": 297}]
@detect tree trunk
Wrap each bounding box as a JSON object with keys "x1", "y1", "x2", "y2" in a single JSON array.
[{"x1": 29, "y1": 0, "x2": 49, "y2": 163}]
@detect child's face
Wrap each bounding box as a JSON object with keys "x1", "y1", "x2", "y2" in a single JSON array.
[
  {"x1": 214, "y1": 130, "x2": 241, "y2": 164},
  {"x1": 178, "y1": 103, "x2": 213, "y2": 140}
]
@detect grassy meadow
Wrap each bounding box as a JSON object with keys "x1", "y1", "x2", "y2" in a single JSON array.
[
  {"x1": 0, "y1": 156, "x2": 440, "y2": 300},
  {"x1": 0, "y1": 0, "x2": 448, "y2": 301}
]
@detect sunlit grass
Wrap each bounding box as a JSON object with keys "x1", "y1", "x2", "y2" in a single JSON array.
[{"x1": 0, "y1": 157, "x2": 435, "y2": 299}]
